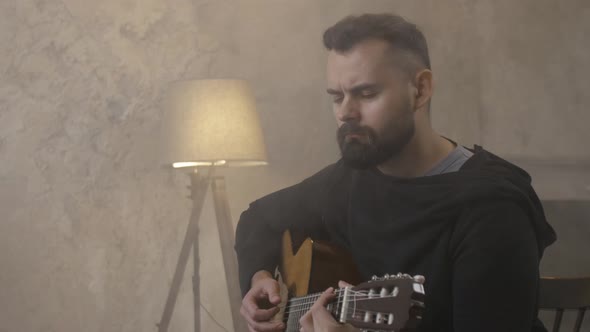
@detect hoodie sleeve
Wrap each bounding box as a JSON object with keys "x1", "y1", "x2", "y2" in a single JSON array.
[
  {"x1": 450, "y1": 199, "x2": 542, "y2": 332},
  {"x1": 234, "y1": 163, "x2": 347, "y2": 296}
]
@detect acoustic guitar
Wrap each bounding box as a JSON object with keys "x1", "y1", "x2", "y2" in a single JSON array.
[{"x1": 274, "y1": 230, "x2": 426, "y2": 332}]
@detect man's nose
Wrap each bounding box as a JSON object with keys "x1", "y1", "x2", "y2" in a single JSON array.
[{"x1": 336, "y1": 97, "x2": 360, "y2": 122}]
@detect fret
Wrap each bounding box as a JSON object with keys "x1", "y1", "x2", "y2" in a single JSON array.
[
  {"x1": 334, "y1": 290, "x2": 342, "y2": 319},
  {"x1": 284, "y1": 291, "x2": 340, "y2": 332}
]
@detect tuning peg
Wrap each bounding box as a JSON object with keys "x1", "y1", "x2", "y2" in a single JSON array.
[
  {"x1": 384, "y1": 273, "x2": 390, "y2": 279},
  {"x1": 413, "y1": 275, "x2": 426, "y2": 284},
  {"x1": 371, "y1": 275, "x2": 378, "y2": 281}
]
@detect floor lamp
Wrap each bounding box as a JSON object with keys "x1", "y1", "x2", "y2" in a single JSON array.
[{"x1": 158, "y1": 79, "x2": 267, "y2": 332}]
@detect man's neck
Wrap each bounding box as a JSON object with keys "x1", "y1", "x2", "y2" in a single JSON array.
[{"x1": 376, "y1": 131, "x2": 456, "y2": 178}]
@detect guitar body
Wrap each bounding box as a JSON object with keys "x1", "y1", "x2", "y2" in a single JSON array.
[{"x1": 280, "y1": 230, "x2": 363, "y2": 297}]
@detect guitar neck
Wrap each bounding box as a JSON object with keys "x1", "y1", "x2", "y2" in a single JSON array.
[{"x1": 283, "y1": 290, "x2": 345, "y2": 332}]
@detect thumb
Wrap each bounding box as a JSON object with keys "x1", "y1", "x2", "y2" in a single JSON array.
[
  {"x1": 265, "y1": 280, "x2": 281, "y2": 305},
  {"x1": 338, "y1": 280, "x2": 353, "y2": 288}
]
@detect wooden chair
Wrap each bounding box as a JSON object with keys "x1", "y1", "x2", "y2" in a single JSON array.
[{"x1": 538, "y1": 276, "x2": 590, "y2": 332}]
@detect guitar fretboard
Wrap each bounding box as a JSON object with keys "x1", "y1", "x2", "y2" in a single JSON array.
[{"x1": 283, "y1": 290, "x2": 344, "y2": 332}]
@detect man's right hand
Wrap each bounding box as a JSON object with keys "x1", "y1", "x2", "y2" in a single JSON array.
[{"x1": 240, "y1": 270, "x2": 285, "y2": 332}]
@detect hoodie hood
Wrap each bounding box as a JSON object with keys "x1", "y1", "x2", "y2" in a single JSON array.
[{"x1": 459, "y1": 145, "x2": 557, "y2": 255}]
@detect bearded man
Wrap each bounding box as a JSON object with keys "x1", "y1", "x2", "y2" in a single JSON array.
[{"x1": 235, "y1": 13, "x2": 555, "y2": 332}]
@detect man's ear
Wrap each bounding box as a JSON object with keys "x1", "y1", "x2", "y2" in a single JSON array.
[{"x1": 413, "y1": 69, "x2": 433, "y2": 109}]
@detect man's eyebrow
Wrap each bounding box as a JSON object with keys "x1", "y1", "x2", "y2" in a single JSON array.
[
  {"x1": 350, "y1": 83, "x2": 380, "y2": 94},
  {"x1": 326, "y1": 83, "x2": 379, "y2": 95}
]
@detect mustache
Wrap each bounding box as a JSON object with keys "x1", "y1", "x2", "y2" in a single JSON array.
[
  {"x1": 337, "y1": 123, "x2": 376, "y2": 147},
  {"x1": 337, "y1": 123, "x2": 369, "y2": 137}
]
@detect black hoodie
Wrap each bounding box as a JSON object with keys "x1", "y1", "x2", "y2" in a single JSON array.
[{"x1": 235, "y1": 145, "x2": 556, "y2": 332}]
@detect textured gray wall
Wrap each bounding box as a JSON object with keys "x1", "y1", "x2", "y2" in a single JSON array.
[{"x1": 1, "y1": 1, "x2": 589, "y2": 331}]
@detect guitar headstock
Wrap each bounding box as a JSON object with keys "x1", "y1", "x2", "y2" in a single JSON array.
[{"x1": 339, "y1": 273, "x2": 425, "y2": 332}]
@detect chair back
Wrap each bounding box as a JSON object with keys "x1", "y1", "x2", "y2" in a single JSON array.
[{"x1": 539, "y1": 276, "x2": 590, "y2": 332}]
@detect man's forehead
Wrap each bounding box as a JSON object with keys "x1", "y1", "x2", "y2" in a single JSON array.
[
  {"x1": 326, "y1": 41, "x2": 391, "y2": 68},
  {"x1": 326, "y1": 41, "x2": 397, "y2": 89}
]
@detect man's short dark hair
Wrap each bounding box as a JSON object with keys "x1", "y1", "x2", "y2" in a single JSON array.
[{"x1": 323, "y1": 13, "x2": 431, "y2": 75}]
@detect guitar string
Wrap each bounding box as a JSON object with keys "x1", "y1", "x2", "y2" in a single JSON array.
[
  {"x1": 283, "y1": 291, "x2": 346, "y2": 326},
  {"x1": 282, "y1": 291, "x2": 403, "y2": 316},
  {"x1": 284, "y1": 301, "x2": 395, "y2": 317},
  {"x1": 284, "y1": 299, "x2": 403, "y2": 317},
  {"x1": 283, "y1": 292, "x2": 377, "y2": 313},
  {"x1": 282, "y1": 288, "x2": 371, "y2": 308},
  {"x1": 282, "y1": 290, "x2": 343, "y2": 309},
  {"x1": 287, "y1": 306, "x2": 403, "y2": 319},
  {"x1": 283, "y1": 291, "x2": 347, "y2": 313},
  {"x1": 283, "y1": 298, "x2": 404, "y2": 332},
  {"x1": 282, "y1": 289, "x2": 382, "y2": 311},
  {"x1": 284, "y1": 308, "x2": 402, "y2": 331}
]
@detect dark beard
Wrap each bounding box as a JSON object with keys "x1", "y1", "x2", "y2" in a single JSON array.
[{"x1": 336, "y1": 100, "x2": 415, "y2": 170}]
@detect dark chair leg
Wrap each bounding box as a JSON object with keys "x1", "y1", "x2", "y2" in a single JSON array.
[
  {"x1": 552, "y1": 309, "x2": 563, "y2": 332},
  {"x1": 573, "y1": 308, "x2": 586, "y2": 332}
]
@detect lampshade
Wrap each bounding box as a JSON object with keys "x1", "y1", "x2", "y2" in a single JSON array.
[{"x1": 160, "y1": 79, "x2": 268, "y2": 168}]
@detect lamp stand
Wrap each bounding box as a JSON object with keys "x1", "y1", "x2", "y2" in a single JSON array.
[{"x1": 157, "y1": 168, "x2": 248, "y2": 332}]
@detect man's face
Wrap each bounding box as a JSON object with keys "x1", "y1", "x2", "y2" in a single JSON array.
[{"x1": 326, "y1": 39, "x2": 416, "y2": 169}]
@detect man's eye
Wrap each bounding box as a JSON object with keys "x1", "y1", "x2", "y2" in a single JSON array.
[
  {"x1": 332, "y1": 96, "x2": 343, "y2": 104},
  {"x1": 362, "y1": 92, "x2": 377, "y2": 98}
]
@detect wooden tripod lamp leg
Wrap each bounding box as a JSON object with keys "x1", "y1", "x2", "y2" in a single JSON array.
[
  {"x1": 211, "y1": 176, "x2": 249, "y2": 332},
  {"x1": 158, "y1": 171, "x2": 210, "y2": 332}
]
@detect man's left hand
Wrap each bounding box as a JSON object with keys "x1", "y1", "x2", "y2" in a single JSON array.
[{"x1": 298, "y1": 287, "x2": 360, "y2": 332}]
